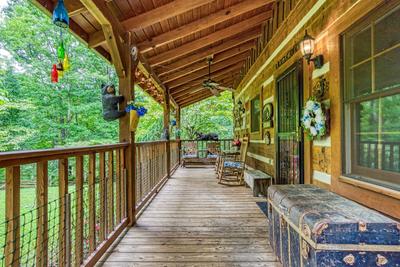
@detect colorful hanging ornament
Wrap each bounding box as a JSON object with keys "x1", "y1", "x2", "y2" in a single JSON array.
[
  {"x1": 56, "y1": 62, "x2": 64, "y2": 78},
  {"x1": 57, "y1": 41, "x2": 65, "y2": 60},
  {"x1": 52, "y1": 0, "x2": 69, "y2": 28},
  {"x1": 63, "y1": 53, "x2": 70, "y2": 71},
  {"x1": 51, "y1": 64, "x2": 59, "y2": 83}
]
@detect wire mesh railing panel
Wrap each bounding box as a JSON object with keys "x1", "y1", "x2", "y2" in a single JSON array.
[
  {"x1": 0, "y1": 144, "x2": 128, "y2": 267},
  {"x1": 135, "y1": 141, "x2": 168, "y2": 209}
]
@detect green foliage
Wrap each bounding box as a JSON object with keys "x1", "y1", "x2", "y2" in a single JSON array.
[
  {"x1": 0, "y1": 0, "x2": 234, "y2": 183},
  {"x1": 181, "y1": 91, "x2": 233, "y2": 139}
]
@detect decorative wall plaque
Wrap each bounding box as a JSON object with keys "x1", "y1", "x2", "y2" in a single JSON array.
[{"x1": 262, "y1": 102, "x2": 273, "y2": 128}]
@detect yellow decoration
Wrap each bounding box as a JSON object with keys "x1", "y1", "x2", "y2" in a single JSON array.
[
  {"x1": 130, "y1": 110, "x2": 139, "y2": 131},
  {"x1": 58, "y1": 70, "x2": 64, "y2": 78},
  {"x1": 63, "y1": 53, "x2": 70, "y2": 71}
]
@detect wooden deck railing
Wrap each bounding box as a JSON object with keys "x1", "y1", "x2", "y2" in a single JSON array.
[
  {"x1": 180, "y1": 139, "x2": 233, "y2": 158},
  {"x1": 0, "y1": 140, "x2": 180, "y2": 267}
]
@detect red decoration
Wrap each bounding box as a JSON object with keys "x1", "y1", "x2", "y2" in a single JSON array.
[{"x1": 51, "y1": 64, "x2": 59, "y2": 83}]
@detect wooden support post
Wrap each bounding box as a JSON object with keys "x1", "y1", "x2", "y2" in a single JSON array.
[
  {"x1": 164, "y1": 88, "x2": 171, "y2": 177},
  {"x1": 5, "y1": 166, "x2": 20, "y2": 267},
  {"x1": 118, "y1": 32, "x2": 135, "y2": 226},
  {"x1": 88, "y1": 153, "x2": 96, "y2": 253},
  {"x1": 75, "y1": 156, "x2": 84, "y2": 266},
  {"x1": 176, "y1": 107, "x2": 181, "y2": 164},
  {"x1": 58, "y1": 159, "x2": 69, "y2": 267},
  {"x1": 36, "y1": 161, "x2": 48, "y2": 267},
  {"x1": 107, "y1": 150, "x2": 114, "y2": 233},
  {"x1": 99, "y1": 152, "x2": 106, "y2": 241},
  {"x1": 119, "y1": 149, "x2": 126, "y2": 219}
]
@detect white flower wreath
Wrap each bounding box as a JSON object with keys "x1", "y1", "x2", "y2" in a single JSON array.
[{"x1": 301, "y1": 98, "x2": 326, "y2": 139}]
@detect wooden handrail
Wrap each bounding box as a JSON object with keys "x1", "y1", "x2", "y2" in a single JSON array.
[{"x1": 0, "y1": 143, "x2": 129, "y2": 167}]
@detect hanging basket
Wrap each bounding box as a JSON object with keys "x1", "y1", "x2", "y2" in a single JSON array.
[{"x1": 130, "y1": 110, "x2": 140, "y2": 132}]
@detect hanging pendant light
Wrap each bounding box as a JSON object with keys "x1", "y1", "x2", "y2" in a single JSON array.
[
  {"x1": 63, "y1": 53, "x2": 70, "y2": 71},
  {"x1": 53, "y1": 0, "x2": 69, "y2": 28},
  {"x1": 57, "y1": 41, "x2": 65, "y2": 60},
  {"x1": 51, "y1": 64, "x2": 59, "y2": 83}
]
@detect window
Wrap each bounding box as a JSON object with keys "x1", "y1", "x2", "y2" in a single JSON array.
[
  {"x1": 251, "y1": 95, "x2": 261, "y2": 133},
  {"x1": 342, "y1": 4, "x2": 400, "y2": 190}
]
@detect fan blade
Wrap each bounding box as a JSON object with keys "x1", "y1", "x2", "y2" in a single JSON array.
[{"x1": 217, "y1": 86, "x2": 235, "y2": 92}]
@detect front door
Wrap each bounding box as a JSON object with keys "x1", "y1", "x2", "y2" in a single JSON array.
[{"x1": 276, "y1": 62, "x2": 304, "y2": 184}]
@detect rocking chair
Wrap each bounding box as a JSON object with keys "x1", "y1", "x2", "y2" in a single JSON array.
[
  {"x1": 218, "y1": 137, "x2": 249, "y2": 185},
  {"x1": 181, "y1": 141, "x2": 198, "y2": 167}
]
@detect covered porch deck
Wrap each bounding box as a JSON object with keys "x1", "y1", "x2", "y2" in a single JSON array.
[{"x1": 100, "y1": 167, "x2": 279, "y2": 267}]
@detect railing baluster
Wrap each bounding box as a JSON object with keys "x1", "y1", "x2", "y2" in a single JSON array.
[
  {"x1": 88, "y1": 153, "x2": 96, "y2": 253},
  {"x1": 115, "y1": 149, "x2": 122, "y2": 223},
  {"x1": 58, "y1": 158, "x2": 69, "y2": 267},
  {"x1": 99, "y1": 152, "x2": 106, "y2": 242},
  {"x1": 75, "y1": 156, "x2": 84, "y2": 266},
  {"x1": 120, "y1": 149, "x2": 126, "y2": 219},
  {"x1": 36, "y1": 161, "x2": 48, "y2": 267},
  {"x1": 107, "y1": 151, "x2": 114, "y2": 233},
  {"x1": 5, "y1": 166, "x2": 20, "y2": 267}
]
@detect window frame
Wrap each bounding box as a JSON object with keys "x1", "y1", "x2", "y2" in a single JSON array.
[
  {"x1": 250, "y1": 94, "x2": 262, "y2": 136},
  {"x1": 342, "y1": 3, "x2": 400, "y2": 189}
]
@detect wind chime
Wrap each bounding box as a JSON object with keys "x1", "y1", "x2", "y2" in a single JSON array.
[{"x1": 51, "y1": 0, "x2": 70, "y2": 83}]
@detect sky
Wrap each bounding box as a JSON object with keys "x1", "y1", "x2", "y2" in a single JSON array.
[{"x1": 0, "y1": 0, "x2": 7, "y2": 10}]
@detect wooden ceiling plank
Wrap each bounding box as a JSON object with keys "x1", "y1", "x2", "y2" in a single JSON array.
[
  {"x1": 172, "y1": 76, "x2": 235, "y2": 100},
  {"x1": 88, "y1": 30, "x2": 106, "y2": 47},
  {"x1": 176, "y1": 90, "x2": 211, "y2": 102},
  {"x1": 122, "y1": 0, "x2": 215, "y2": 31},
  {"x1": 148, "y1": 11, "x2": 272, "y2": 66},
  {"x1": 158, "y1": 40, "x2": 255, "y2": 78},
  {"x1": 69, "y1": 6, "x2": 87, "y2": 17},
  {"x1": 179, "y1": 93, "x2": 214, "y2": 107},
  {"x1": 155, "y1": 30, "x2": 259, "y2": 76},
  {"x1": 170, "y1": 67, "x2": 241, "y2": 95},
  {"x1": 162, "y1": 46, "x2": 251, "y2": 83},
  {"x1": 166, "y1": 55, "x2": 247, "y2": 89},
  {"x1": 137, "y1": 0, "x2": 273, "y2": 53}
]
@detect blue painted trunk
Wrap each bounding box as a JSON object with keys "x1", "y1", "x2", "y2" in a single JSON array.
[{"x1": 268, "y1": 184, "x2": 400, "y2": 267}]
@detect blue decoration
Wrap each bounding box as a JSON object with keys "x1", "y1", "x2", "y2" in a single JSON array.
[
  {"x1": 171, "y1": 119, "x2": 176, "y2": 126},
  {"x1": 125, "y1": 101, "x2": 147, "y2": 117},
  {"x1": 53, "y1": 0, "x2": 69, "y2": 28}
]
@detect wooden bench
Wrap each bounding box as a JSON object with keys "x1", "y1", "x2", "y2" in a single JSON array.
[{"x1": 244, "y1": 169, "x2": 272, "y2": 197}]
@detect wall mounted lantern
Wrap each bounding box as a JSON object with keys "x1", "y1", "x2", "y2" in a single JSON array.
[{"x1": 300, "y1": 30, "x2": 323, "y2": 69}]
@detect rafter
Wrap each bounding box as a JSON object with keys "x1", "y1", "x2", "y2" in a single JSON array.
[
  {"x1": 162, "y1": 48, "x2": 251, "y2": 83},
  {"x1": 122, "y1": 0, "x2": 215, "y2": 31},
  {"x1": 148, "y1": 11, "x2": 272, "y2": 66},
  {"x1": 138, "y1": 0, "x2": 273, "y2": 53},
  {"x1": 80, "y1": 0, "x2": 125, "y2": 77},
  {"x1": 69, "y1": 6, "x2": 87, "y2": 17},
  {"x1": 166, "y1": 56, "x2": 247, "y2": 89},
  {"x1": 180, "y1": 93, "x2": 214, "y2": 107},
  {"x1": 170, "y1": 69, "x2": 240, "y2": 96},
  {"x1": 176, "y1": 90, "x2": 211, "y2": 102},
  {"x1": 158, "y1": 40, "x2": 255, "y2": 78},
  {"x1": 172, "y1": 76, "x2": 236, "y2": 99}
]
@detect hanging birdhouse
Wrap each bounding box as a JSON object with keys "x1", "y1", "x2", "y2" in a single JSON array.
[
  {"x1": 52, "y1": 0, "x2": 69, "y2": 28},
  {"x1": 51, "y1": 64, "x2": 58, "y2": 83}
]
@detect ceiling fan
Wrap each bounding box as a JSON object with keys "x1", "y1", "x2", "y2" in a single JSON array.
[{"x1": 202, "y1": 57, "x2": 235, "y2": 96}]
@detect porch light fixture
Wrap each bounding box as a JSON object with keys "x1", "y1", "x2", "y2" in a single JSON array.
[
  {"x1": 52, "y1": 0, "x2": 69, "y2": 28},
  {"x1": 300, "y1": 30, "x2": 323, "y2": 69}
]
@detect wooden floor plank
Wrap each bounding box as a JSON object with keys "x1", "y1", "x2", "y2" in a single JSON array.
[{"x1": 99, "y1": 167, "x2": 279, "y2": 266}]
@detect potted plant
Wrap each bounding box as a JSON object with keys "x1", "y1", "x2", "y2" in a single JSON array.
[{"x1": 125, "y1": 100, "x2": 147, "y2": 131}]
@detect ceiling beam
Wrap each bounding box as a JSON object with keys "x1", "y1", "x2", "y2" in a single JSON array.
[
  {"x1": 138, "y1": 0, "x2": 273, "y2": 53},
  {"x1": 88, "y1": 30, "x2": 106, "y2": 48},
  {"x1": 179, "y1": 93, "x2": 214, "y2": 107},
  {"x1": 162, "y1": 47, "x2": 251, "y2": 83},
  {"x1": 69, "y1": 6, "x2": 87, "y2": 17},
  {"x1": 172, "y1": 75, "x2": 237, "y2": 99},
  {"x1": 148, "y1": 11, "x2": 272, "y2": 66},
  {"x1": 176, "y1": 90, "x2": 212, "y2": 103},
  {"x1": 122, "y1": 0, "x2": 214, "y2": 31},
  {"x1": 166, "y1": 55, "x2": 247, "y2": 89},
  {"x1": 170, "y1": 68, "x2": 241, "y2": 96},
  {"x1": 158, "y1": 40, "x2": 255, "y2": 78},
  {"x1": 80, "y1": 0, "x2": 125, "y2": 77}
]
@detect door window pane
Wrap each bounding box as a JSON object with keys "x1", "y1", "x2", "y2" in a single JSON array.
[
  {"x1": 375, "y1": 47, "x2": 400, "y2": 91},
  {"x1": 251, "y1": 95, "x2": 260, "y2": 133}
]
